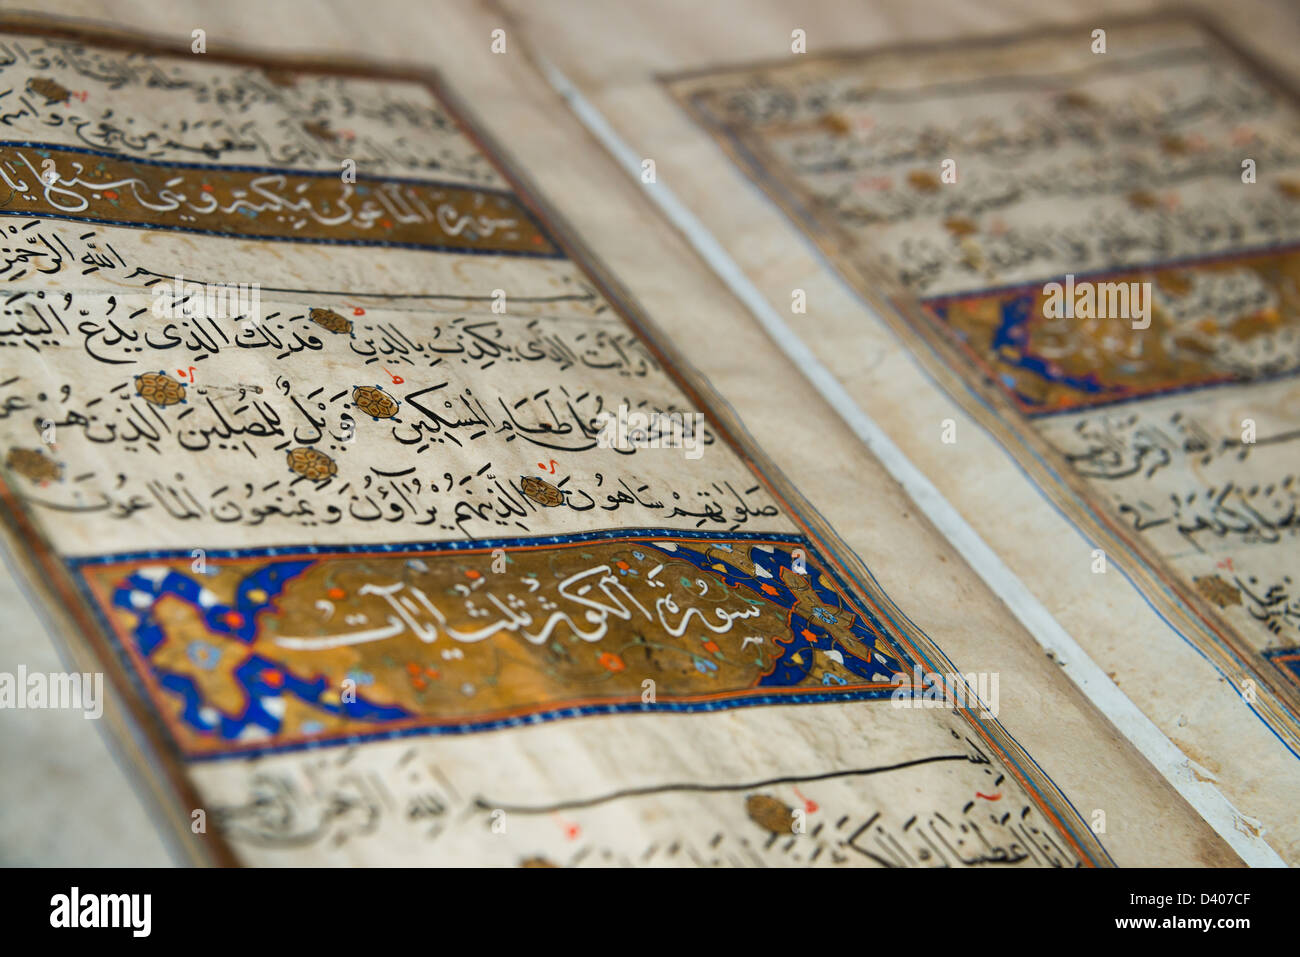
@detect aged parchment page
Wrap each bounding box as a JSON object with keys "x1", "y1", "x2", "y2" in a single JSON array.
[
  {"x1": 496, "y1": 0, "x2": 1300, "y2": 864},
  {"x1": 0, "y1": 1, "x2": 1238, "y2": 867}
]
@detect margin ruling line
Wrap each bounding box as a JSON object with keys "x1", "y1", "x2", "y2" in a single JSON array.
[{"x1": 532, "y1": 53, "x2": 1285, "y2": 868}]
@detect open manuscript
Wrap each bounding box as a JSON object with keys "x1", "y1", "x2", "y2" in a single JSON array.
[{"x1": 0, "y1": 8, "x2": 1263, "y2": 866}]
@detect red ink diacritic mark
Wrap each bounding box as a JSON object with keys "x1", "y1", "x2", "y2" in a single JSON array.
[
  {"x1": 551, "y1": 812, "x2": 580, "y2": 840},
  {"x1": 793, "y1": 785, "x2": 818, "y2": 813}
]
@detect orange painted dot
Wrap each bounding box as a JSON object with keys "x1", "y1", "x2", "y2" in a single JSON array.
[
  {"x1": 103, "y1": 189, "x2": 118, "y2": 200},
  {"x1": 412, "y1": 676, "x2": 427, "y2": 690},
  {"x1": 702, "y1": 640, "x2": 720, "y2": 654},
  {"x1": 260, "y1": 669, "x2": 283, "y2": 688},
  {"x1": 223, "y1": 611, "x2": 244, "y2": 628},
  {"x1": 328, "y1": 587, "x2": 345, "y2": 600},
  {"x1": 465, "y1": 570, "x2": 481, "y2": 580},
  {"x1": 406, "y1": 661, "x2": 422, "y2": 675},
  {"x1": 424, "y1": 667, "x2": 440, "y2": 679},
  {"x1": 598, "y1": 652, "x2": 626, "y2": 673}
]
